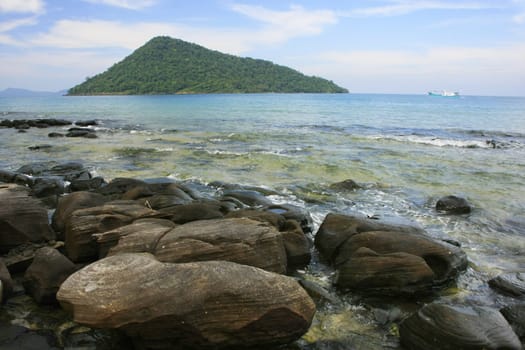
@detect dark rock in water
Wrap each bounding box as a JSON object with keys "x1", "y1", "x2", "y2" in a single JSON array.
[
  {"x1": 267, "y1": 203, "x2": 314, "y2": 233},
  {"x1": 316, "y1": 212, "x2": 467, "y2": 296},
  {"x1": 436, "y1": 195, "x2": 471, "y2": 214},
  {"x1": 0, "y1": 169, "x2": 16, "y2": 183},
  {"x1": 14, "y1": 123, "x2": 30, "y2": 130},
  {"x1": 329, "y1": 179, "x2": 361, "y2": 191},
  {"x1": 161, "y1": 201, "x2": 225, "y2": 224},
  {"x1": 17, "y1": 162, "x2": 53, "y2": 176},
  {"x1": 17, "y1": 129, "x2": 27, "y2": 133},
  {"x1": 0, "y1": 184, "x2": 55, "y2": 254},
  {"x1": 501, "y1": 304, "x2": 525, "y2": 339},
  {"x1": 16, "y1": 161, "x2": 89, "y2": 182},
  {"x1": 281, "y1": 219, "x2": 311, "y2": 269},
  {"x1": 57, "y1": 254, "x2": 315, "y2": 350},
  {"x1": 1, "y1": 258, "x2": 14, "y2": 301},
  {"x1": 489, "y1": 272, "x2": 525, "y2": 297},
  {"x1": 298, "y1": 279, "x2": 337, "y2": 305},
  {"x1": 315, "y1": 212, "x2": 424, "y2": 263},
  {"x1": 222, "y1": 189, "x2": 273, "y2": 207},
  {"x1": 70, "y1": 176, "x2": 106, "y2": 192},
  {"x1": 23, "y1": 247, "x2": 77, "y2": 304},
  {"x1": 110, "y1": 217, "x2": 288, "y2": 273},
  {"x1": 52, "y1": 191, "x2": 108, "y2": 235},
  {"x1": 75, "y1": 119, "x2": 98, "y2": 126},
  {"x1": 64, "y1": 200, "x2": 163, "y2": 262},
  {"x1": 0, "y1": 324, "x2": 59, "y2": 350},
  {"x1": 66, "y1": 127, "x2": 96, "y2": 138},
  {"x1": 28, "y1": 145, "x2": 53, "y2": 151},
  {"x1": 95, "y1": 177, "x2": 147, "y2": 197},
  {"x1": 31, "y1": 177, "x2": 65, "y2": 199},
  {"x1": 399, "y1": 303, "x2": 522, "y2": 350},
  {"x1": 48, "y1": 132, "x2": 64, "y2": 138}
]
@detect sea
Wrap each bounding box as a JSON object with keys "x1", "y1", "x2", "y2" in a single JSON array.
[{"x1": 1, "y1": 93, "x2": 524, "y2": 348}]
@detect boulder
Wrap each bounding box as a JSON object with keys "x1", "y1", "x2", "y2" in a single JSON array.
[
  {"x1": 221, "y1": 189, "x2": 273, "y2": 207},
  {"x1": 489, "y1": 272, "x2": 525, "y2": 297},
  {"x1": 226, "y1": 209, "x2": 286, "y2": 229},
  {"x1": 52, "y1": 191, "x2": 108, "y2": 235},
  {"x1": 281, "y1": 220, "x2": 311, "y2": 269},
  {"x1": 0, "y1": 184, "x2": 55, "y2": 253},
  {"x1": 314, "y1": 212, "x2": 424, "y2": 263},
  {"x1": 399, "y1": 303, "x2": 522, "y2": 350},
  {"x1": 57, "y1": 254, "x2": 315, "y2": 349},
  {"x1": 436, "y1": 195, "x2": 471, "y2": 214},
  {"x1": 48, "y1": 132, "x2": 65, "y2": 138},
  {"x1": 23, "y1": 247, "x2": 77, "y2": 304},
  {"x1": 501, "y1": 304, "x2": 525, "y2": 339},
  {"x1": 0, "y1": 258, "x2": 14, "y2": 301},
  {"x1": 160, "y1": 201, "x2": 225, "y2": 224},
  {"x1": 75, "y1": 120, "x2": 98, "y2": 127},
  {"x1": 64, "y1": 200, "x2": 163, "y2": 262},
  {"x1": 95, "y1": 218, "x2": 175, "y2": 258},
  {"x1": 95, "y1": 178, "x2": 147, "y2": 198},
  {"x1": 266, "y1": 204, "x2": 314, "y2": 233},
  {"x1": 66, "y1": 127, "x2": 96, "y2": 138},
  {"x1": 110, "y1": 217, "x2": 288, "y2": 274},
  {"x1": 0, "y1": 169, "x2": 16, "y2": 183},
  {"x1": 69, "y1": 176, "x2": 106, "y2": 192}
]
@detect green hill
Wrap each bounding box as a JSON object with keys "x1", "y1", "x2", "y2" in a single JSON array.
[{"x1": 68, "y1": 36, "x2": 348, "y2": 95}]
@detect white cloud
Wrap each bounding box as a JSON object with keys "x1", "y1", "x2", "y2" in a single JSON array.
[
  {"x1": 514, "y1": 12, "x2": 525, "y2": 22},
  {"x1": 82, "y1": 0, "x2": 156, "y2": 10},
  {"x1": 342, "y1": 0, "x2": 499, "y2": 17},
  {"x1": 0, "y1": 0, "x2": 44, "y2": 14},
  {"x1": 0, "y1": 16, "x2": 38, "y2": 32}
]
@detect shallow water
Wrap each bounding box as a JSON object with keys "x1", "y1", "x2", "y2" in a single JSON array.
[{"x1": 1, "y1": 93, "x2": 524, "y2": 348}]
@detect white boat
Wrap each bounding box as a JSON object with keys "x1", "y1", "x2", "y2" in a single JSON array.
[{"x1": 428, "y1": 90, "x2": 459, "y2": 97}]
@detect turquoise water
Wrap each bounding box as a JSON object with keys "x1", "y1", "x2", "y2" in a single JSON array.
[{"x1": 1, "y1": 93, "x2": 524, "y2": 347}]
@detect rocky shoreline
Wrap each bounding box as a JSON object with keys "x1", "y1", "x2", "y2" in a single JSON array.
[{"x1": 1, "y1": 160, "x2": 524, "y2": 349}]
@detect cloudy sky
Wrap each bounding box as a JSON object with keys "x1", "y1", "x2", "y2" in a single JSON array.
[{"x1": 1, "y1": 0, "x2": 524, "y2": 96}]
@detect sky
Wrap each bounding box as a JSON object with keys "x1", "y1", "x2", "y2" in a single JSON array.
[{"x1": 1, "y1": 0, "x2": 524, "y2": 96}]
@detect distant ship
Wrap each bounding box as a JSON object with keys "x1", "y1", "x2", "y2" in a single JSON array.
[{"x1": 428, "y1": 90, "x2": 460, "y2": 97}]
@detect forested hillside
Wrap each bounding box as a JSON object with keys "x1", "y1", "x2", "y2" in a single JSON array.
[{"x1": 68, "y1": 36, "x2": 348, "y2": 95}]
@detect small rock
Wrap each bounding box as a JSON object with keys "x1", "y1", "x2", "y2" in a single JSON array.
[
  {"x1": 436, "y1": 195, "x2": 471, "y2": 214},
  {"x1": 489, "y1": 272, "x2": 525, "y2": 297}
]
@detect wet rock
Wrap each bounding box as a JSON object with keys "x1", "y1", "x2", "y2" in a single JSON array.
[
  {"x1": 329, "y1": 179, "x2": 361, "y2": 191},
  {"x1": 23, "y1": 247, "x2": 77, "y2": 304},
  {"x1": 436, "y1": 195, "x2": 471, "y2": 214},
  {"x1": 0, "y1": 169, "x2": 16, "y2": 183},
  {"x1": 69, "y1": 176, "x2": 106, "y2": 192},
  {"x1": 75, "y1": 119, "x2": 98, "y2": 126},
  {"x1": 31, "y1": 177, "x2": 65, "y2": 199},
  {"x1": 281, "y1": 219, "x2": 311, "y2": 269},
  {"x1": 501, "y1": 304, "x2": 525, "y2": 339},
  {"x1": 57, "y1": 253, "x2": 315, "y2": 349},
  {"x1": 298, "y1": 279, "x2": 337, "y2": 305},
  {"x1": 226, "y1": 209, "x2": 286, "y2": 229},
  {"x1": 52, "y1": 191, "x2": 108, "y2": 235},
  {"x1": 95, "y1": 177, "x2": 147, "y2": 198},
  {"x1": 1, "y1": 258, "x2": 14, "y2": 301},
  {"x1": 0, "y1": 184, "x2": 55, "y2": 254},
  {"x1": 399, "y1": 303, "x2": 522, "y2": 350},
  {"x1": 48, "y1": 132, "x2": 64, "y2": 138},
  {"x1": 110, "y1": 217, "x2": 288, "y2": 273},
  {"x1": 161, "y1": 201, "x2": 225, "y2": 224},
  {"x1": 17, "y1": 162, "x2": 53, "y2": 176},
  {"x1": 267, "y1": 204, "x2": 314, "y2": 233},
  {"x1": 221, "y1": 189, "x2": 273, "y2": 207},
  {"x1": 314, "y1": 212, "x2": 424, "y2": 263},
  {"x1": 66, "y1": 127, "x2": 97, "y2": 138},
  {"x1": 64, "y1": 200, "x2": 163, "y2": 262},
  {"x1": 28, "y1": 145, "x2": 53, "y2": 151},
  {"x1": 16, "y1": 161, "x2": 90, "y2": 182},
  {"x1": 489, "y1": 272, "x2": 525, "y2": 297}
]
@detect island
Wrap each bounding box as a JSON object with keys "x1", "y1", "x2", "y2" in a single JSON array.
[{"x1": 67, "y1": 36, "x2": 348, "y2": 95}]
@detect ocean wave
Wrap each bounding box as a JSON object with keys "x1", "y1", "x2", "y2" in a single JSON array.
[{"x1": 367, "y1": 134, "x2": 522, "y2": 149}]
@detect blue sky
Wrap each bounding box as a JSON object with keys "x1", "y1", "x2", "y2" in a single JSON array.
[{"x1": 1, "y1": 0, "x2": 524, "y2": 96}]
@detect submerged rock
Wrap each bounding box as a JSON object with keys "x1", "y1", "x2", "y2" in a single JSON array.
[
  {"x1": 57, "y1": 253, "x2": 315, "y2": 349},
  {"x1": 436, "y1": 195, "x2": 471, "y2": 214},
  {"x1": 489, "y1": 272, "x2": 525, "y2": 297},
  {"x1": 399, "y1": 303, "x2": 522, "y2": 350},
  {"x1": 329, "y1": 179, "x2": 361, "y2": 191},
  {"x1": 501, "y1": 304, "x2": 525, "y2": 340}
]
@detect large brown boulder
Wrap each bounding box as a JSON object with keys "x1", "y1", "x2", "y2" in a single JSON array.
[
  {"x1": 57, "y1": 253, "x2": 316, "y2": 349},
  {"x1": 64, "y1": 200, "x2": 164, "y2": 262},
  {"x1": 0, "y1": 258, "x2": 14, "y2": 302},
  {"x1": 0, "y1": 184, "x2": 55, "y2": 253},
  {"x1": 52, "y1": 191, "x2": 108, "y2": 235},
  {"x1": 399, "y1": 303, "x2": 522, "y2": 350},
  {"x1": 109, "y1": 218, "x2": 288, "y2": 274}
]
